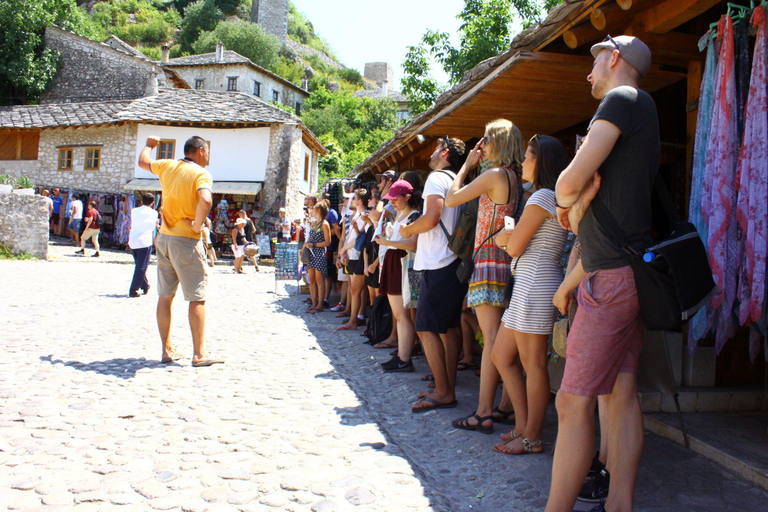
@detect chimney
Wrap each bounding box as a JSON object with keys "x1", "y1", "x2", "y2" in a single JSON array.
[
  {"x1": 215, "y1": 42, "x2": 224, "y2": 63},
  {"x1": 161, "y1": 44, "x2": 170, "y2": 64},
  {"x1": 301, "y1": 78, "x2": 308, "y2": 91},
  {"x1": 144, "y1": 73, "x2": 159, "y2": 97},
  {"x1": 381, "y1": 80, "x2": 388, "y2": 98}
]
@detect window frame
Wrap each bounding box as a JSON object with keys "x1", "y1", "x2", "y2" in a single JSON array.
[
  {"x1": 295, "y1": 102, "x2": 302, "y2": 116},
  {"x1": 158, "y1": 139, "x2": 175, "y2": 160},
  {"x1": 253, "y1": 80, "x2": 261, "y2": 97},
  {"x1": 272, "y1": 90, "x2": 279, "y2": 103},
  {"x1": 84, "y1": 147, "x2": 101, "y2": 171},
  {"x1": 227, "y1": 76, "x2": 238, "y2": 91},
  {"x1": 195, "y1": 78, "x2": 204, "y2": 90},
  {"x1": 58, "y1": 148, "x2": 73, "y2": 171},
  {"x1": 303, "y1": 154, "x2": 310, "y2": 182}
]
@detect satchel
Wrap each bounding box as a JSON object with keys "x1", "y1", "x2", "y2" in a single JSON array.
[
  {"x1": 244, "y1": 243, "x2": 259, "y2": 257},
  {"x1": 300, "y1": 246, "x2": 311, "y2": 265},
  {"x1": 502, "y1": 255, "x2": 521, "y2": 309},
  {"x1": 590, "y1": 176, "x2": 717, "y2": 331}
]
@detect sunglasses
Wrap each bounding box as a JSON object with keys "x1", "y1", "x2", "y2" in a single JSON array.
[{"x1": 603, "y1": 34, "x2": 620, "y2": 54}]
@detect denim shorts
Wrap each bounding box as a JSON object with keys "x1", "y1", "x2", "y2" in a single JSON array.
[{"x1": 68, "y1": 219, "x2": 81, "y2": 232}]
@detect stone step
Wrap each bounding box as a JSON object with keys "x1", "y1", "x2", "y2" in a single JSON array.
[{"x1": 639, "y1": 386, "x2": 766, "y2": 413}]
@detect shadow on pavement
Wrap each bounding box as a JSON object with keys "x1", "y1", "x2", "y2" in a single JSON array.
[{"x1": 39, "y1": 354, "x2": 175, "y2": 379}]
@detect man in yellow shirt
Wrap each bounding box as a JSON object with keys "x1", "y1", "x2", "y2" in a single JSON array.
[{"x1": 138, "y1": 135, "x2": 223, "y2": 367}]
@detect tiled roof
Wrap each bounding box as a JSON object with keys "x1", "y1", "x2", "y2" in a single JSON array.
[
  {"x1": 164, "y1": 50, "x2": 251, "y2": 67},
  {"x1": 0, "y1": 100, "x2": 132, "y2": 128}
]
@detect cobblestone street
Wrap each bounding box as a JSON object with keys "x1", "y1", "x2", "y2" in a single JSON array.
[{"x1": 2, "y1": 247, "x2": 768, "y2": 511}]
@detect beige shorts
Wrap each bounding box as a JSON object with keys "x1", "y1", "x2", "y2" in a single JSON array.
[
  {"x1": 155, "y1": 233, "x2": 208, "y2": 302},
  {"x1": 82, "y1": 228, "x2": 100, "y2": 242}
]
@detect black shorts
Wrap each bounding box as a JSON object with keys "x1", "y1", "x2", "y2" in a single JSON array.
[
  {"x1": 51, "y1": 213, "x2": 60, "y2": 224},
  {"x1": 348, "y1": 258, "x2": 365, "y2": 276},
  {"x1": 415, "y1": 259, "x2": 467, "y2": 334}
]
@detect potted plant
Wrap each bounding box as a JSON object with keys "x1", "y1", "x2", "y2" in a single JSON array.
[
  {"x1": 0, "y1": 174, "x2": 13, "y2": 194},
  {"x1": 13, "y1": 176, "x2": 34, "y2": 195}
]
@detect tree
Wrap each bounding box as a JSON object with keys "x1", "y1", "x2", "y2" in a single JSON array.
[
  {"x1": 0, "y1": 0, "x2": 102, "y2": 105},
  {"x1": 177, "y1": 0, "x2": 223, "y2": 53},
  {"x1": 401, "y1": 0, "x2": 564, "y2": 115},
  {"x1": 194, "y1": 19, "x2": 280, "y2": 70}
]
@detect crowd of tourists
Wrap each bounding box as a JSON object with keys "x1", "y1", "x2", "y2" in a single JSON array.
[{"x1": 293, "y1": 35, "x2": 657, "y2": 512}]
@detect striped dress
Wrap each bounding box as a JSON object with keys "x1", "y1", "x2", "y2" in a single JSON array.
[
  {"x1": 502, "y1": 189, "x2": 567, "y2": 334},
  {"x1": 467, "y1": 168, "x2": 523, "y2": 308}
]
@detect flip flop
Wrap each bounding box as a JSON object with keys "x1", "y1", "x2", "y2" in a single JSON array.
[
  {"x1": 191, "y1": 357, "x2": 224, "y2": 367},
  {"x1": 335, "y1": 312, "x2": 350, "y2": 318},
  {"x1": 457, "y1": 362, "x2": 480, "y2": 371},
  {"x1": 373, "y1": 341, "x2": 397, "y2": 349},
  {"x1": 421, "y1": 374, "x2": 434, "y2": 382},
  {"x1": 336, "y1": 324, "x2": 357, "y2": 331},
  {"x1": 411, "y1": 397, "x2": 458, "y2": 413},
  {"x1": 160, "y1": 352, "x2": 184, "y2": 364}
]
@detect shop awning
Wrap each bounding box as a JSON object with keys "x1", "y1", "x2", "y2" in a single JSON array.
[{"x1": 124, "y1": 179, "x2": 263, "y2": 195}]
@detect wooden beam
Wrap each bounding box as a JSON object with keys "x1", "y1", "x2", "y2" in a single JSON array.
[
  {"x1": 15, "y1": 133, "x2": 21, "y2": 160},
  {"x1": 590, "y1": 7, "x2": 607, "y2": 30},
  {"x1": 617, "y1": 0, "x2": 632, "y2": 10},
  {"x1": 533, "y1": 0, "x2": 612, "y2": 51},
  {"x1": 640, "y1": 0, "x2": 722, "y2": 34},
  {"x1": 406, "y1": 143, "x2": 414, "y2": 151}
]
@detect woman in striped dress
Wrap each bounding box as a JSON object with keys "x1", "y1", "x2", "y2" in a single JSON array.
[
  {"x1": 445, "y1": 118, "x2": 525, "y2": 434},
  {"x1": 491, "y1": 135, "x2": 570, "y2": 454}
]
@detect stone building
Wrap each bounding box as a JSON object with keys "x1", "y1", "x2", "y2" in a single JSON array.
[
  {"x1": 250, "y1": 0, "x2": 289, "y2": 44},
  {"x1": 363, "y1": 62, "x2": 394, "y2": 89},
  {"x1": 161, "y1": 43, "x2": 309, "y2": 116},
  {"x1": 0, "y1": 88, "x2": 324, "y2": 221},
  {"x1": 355, "y1": 62, "x2": 410, "y2": 119}
]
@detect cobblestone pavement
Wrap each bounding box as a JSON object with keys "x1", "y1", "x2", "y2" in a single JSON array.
[{"x1": 2, "y1": 247, "x2": 768, "y2": 512}]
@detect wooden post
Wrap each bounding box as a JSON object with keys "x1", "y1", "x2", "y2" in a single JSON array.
[
  {"x1": 15, "y1": 133, "x2": 21, "y2": 160},
  {"x1": 685, "y1": 59, "x2": 703, "y2": 213}
]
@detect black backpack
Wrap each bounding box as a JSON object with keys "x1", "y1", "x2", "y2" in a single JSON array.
[
  {"x1": 364, "y1": 295, "x2": 392, "y2": 345},
  {"x1": 209, "y1": 231, "x2": 218, "y2": 245}
]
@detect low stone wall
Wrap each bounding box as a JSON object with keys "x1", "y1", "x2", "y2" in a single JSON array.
[{"x1": 0, "y1": 193, "x2": 49, "y2": 259}]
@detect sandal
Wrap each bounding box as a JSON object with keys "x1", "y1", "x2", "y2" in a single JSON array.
[
  {"x1": 372, "y1": 341, "x2": 397, "y2": 349},
  {"x1": 491, "y1": 406, "x2": 515, "y2": 425},
  {"x1": 493, "y1": 436, "x2": 543, "y2": 455},
  {"x1": 457, "y1": 362, "x2": 479, "y2": 371},
  {"x1": 421, "y1": 374, "x2": 434, "y2": 382},
  {"x1": 500, "y1": 429, "x2": 521, "y2": 442},
  {"x1": 451, "y1": 412, "x2": 494, "y2": 434}
]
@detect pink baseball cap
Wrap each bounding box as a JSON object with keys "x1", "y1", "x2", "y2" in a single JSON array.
[{"x1": 383, "y1": 180, "x2": 414, "y2": 200}]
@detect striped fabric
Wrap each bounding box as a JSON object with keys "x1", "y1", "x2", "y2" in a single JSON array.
[{"x1": 502, "y1": 189, "x2": 568, "y2": 334}]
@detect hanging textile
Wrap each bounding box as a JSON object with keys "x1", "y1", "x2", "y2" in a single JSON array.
[
  {"x1": 736, "y1": 6, "x2": 768, "y2": 345},
  {"x1": 735, "y1": 15, "x2": 752, "y2": 142},
  {"x1": 699, "y1": 15, "x2": 740, "y2": 353}
]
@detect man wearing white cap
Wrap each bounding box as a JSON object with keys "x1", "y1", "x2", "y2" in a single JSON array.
[{"x1": 547, "y1": 35, "x2": 657, "y2": 512}]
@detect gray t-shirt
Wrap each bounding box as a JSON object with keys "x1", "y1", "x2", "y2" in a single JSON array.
[{"x1": 579, "y1": 86, "x2": 660, "y2": 272}]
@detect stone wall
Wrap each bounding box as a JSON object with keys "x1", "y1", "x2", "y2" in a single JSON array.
[
  {"x1": 251, "y1": 0, "x2": 288, "y2": 44},
  {"x1": 364, "y1": 63, "x2": 394, "y2": 88},
  {"x1": 0, "y1": 193, "x2": 49, "y2": 259},
  {"x1": 262, "y1": 123, "x2": 309, "y2": 219},
  {"x1": 41, "y1": 26, "x2": 165, "y2": 103},
  {"x1": 170, "y1": 64, "x2": 307, "y2": 112},
  {"x1": 31, "y1": 124, "x2": 136, "y2": 193}
]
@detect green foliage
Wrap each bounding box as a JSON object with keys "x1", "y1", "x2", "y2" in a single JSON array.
[
  {"x1": 177, "y1": 0, "x2": 223, "y2": 52},
  {"x1": 273, "y1": 59, "x2": 306, "y2": 86},
  {"x1": 0, "y1": 174, "x2": 15, "y2": 185},
  {"x1": 335, "y1": 68, "x2": 363, "y2": 86},
  {"x1": 0, "y1": 243, "x2": 36, "y2": 261},
  {"x1": 194, "y1": 19, "x2": 280, "y2": 70},
  {"x1": 287, "y1": 2, "x2": 336, "y2": 60},
  {"x1": 303, "y1": 88, "x2": 404, "y2": 182},
  {"x1": 91, "y1": 0, "x2": 180, "y2": 46},
  {"x1": 401, "y1": 0, "x2": 563, "y2": 115},
  {"x1": 0, "y1": 0, "x2": 103, "y2": 105},
  {"x1": 138, "y1": 46, "x2": 162, "y2": 60},
  {"x1": 14, "y1": 176, "x2": 34, "y2": 189}
]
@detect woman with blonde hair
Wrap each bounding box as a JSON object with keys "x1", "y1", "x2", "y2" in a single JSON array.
[{"x1": 444, "y1": 118, "x2": 525, "y2": 434}]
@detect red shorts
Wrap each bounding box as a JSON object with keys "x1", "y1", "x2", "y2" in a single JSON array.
[{"x1": 560, "y1": 265, "x2": 644, "y2": 397}]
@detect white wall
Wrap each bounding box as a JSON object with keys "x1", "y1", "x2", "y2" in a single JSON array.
[
  {"x1": 133, "y1": 124, "x2": 270, "y2": 182},
  {"x1": 300, "y1": 141, "x2": 312, "y2": 194}
]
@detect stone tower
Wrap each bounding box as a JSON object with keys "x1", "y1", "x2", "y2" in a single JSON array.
[
  {"x1": 250, "y1": 0, "x2": 289, "y2": 45},
  {"x1": 364, "y1": 63, "x2": 394, "y2": 88}
]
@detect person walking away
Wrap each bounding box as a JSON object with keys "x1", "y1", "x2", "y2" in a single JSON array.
[
  {"x1": 239, "y1": 209, "x2": 259, "y2": 271},
  {"x1": 201, "y1": 218, "x2": 217, "y2": 267},
  {"x1": 138, "y1": 135, "x2": 222, "y2": 367},
  {"x1": 77, "y1": 200, "x2": 101, "y2": 257},
  {"x1": 445, "y1": 118, "x2": 525, "y2": 434},
  {"x1": 128, "y1": 193, "x2": 159, "y2": 297},
  {"x1": 545, "y1": 35, "x2": 656, "y2": 512},
  {"x1": 68, "y1": 194, "x2": 83, "y2": 246},
  {"x1": 306, "y1": 201, "x2": 331, "y2": 313},
  {"x1": 375, "y1": 180, "x2": 421, "y2": 370},
  {"x1": 231, "y1": 218, "x2": 247, "y2": 274},
  {"x1": 51, "y1": 188, "x2": 63, "y2": 236},
  {"x1": 490, "y1": 135, "x2": 570, "y2": 454},
  {"x1": 400, "y1": 137, "x2": 468, "y2": 412}
]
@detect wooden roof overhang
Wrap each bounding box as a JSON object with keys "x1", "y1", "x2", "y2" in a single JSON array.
[{"x1": 358, "y1": 51, "x2": 684, "y2": 175}]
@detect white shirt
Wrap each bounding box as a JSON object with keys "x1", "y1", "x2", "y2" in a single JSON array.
[
  {"x1": 43, "y1": 196, "x2": 53, "y2": 213},
  {"x1": 281, "y1": 217, "x2": 291, "y2": 237},
  {"x1": 71, "y1": 200, "x2": 83, "y2": 220},
  {"x1": 346, "y1": 212, "x2": 367, "y2": 260},
  {"x1": 128, "y1": 205, "x2": 159, "y2": 249},
  {"x1": 414, "y1": 170, "x2": 460, "y2": 271}
]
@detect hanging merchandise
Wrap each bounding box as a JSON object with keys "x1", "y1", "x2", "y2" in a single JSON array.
[
  {"x1": 736, "y1": 6, "x2": 768, "y2": 359},
  {"x1": 697, "y1": 14, "x2": 740, "y2": 353}
]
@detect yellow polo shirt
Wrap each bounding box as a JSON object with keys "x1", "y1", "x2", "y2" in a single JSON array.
[{"x1": 150, "y1": 159, "x2": 212, "y2": 240}]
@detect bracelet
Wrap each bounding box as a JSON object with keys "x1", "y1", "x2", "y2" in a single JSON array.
[{"x1": 554, "y1": 199, "x2": 571, "y2": 209}]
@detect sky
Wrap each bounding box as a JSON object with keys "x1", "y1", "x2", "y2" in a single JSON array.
[{"x1": 289, "y1": 0, "x2": 467, "y2": 90}]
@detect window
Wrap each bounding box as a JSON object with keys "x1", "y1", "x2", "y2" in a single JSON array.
[
  {"x1": 253, "y1": 81, "x2": 261, "y2": 97},
  {"x1": 158, "y1": 140, "x2": 175, "y2": 160},
  {"x1": 303, "y1": 154, "x2": 310, "y2": 182},
  {"x1": 0, "y1": 131, "x2": 39, "y2": 160},
  {"x1": 84, "y1": 147, "x2": 101, "y2": 170},
  {"x1": 58, "y1": 148, "x2": 73, "y2": 170},
  {"x1": 227, "y1": 77, "x2": 238, "y2": 91},
  {"x1": 295, "y1": 102, "x2": 302, "y2": 116},
  {"x1": 195, "y1": 79, "x2": 204, "y2": 90},
  {"x1": 272, "y1": 90, "x2": 279, "y2": 103}
]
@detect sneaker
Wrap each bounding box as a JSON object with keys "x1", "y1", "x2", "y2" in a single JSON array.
[
  {"x1": 75, "y1": 249, "x2": 84, "y2": 254},
  {"x1": 91, "y1": 252, "x2": 100, "y2": 257},
  {"x1": 577, "y1": 454, "x2": 609, "y2": 504},
  {"x1": 382, "y1": 357, "x2": 414, "y2": 373},
  {"x1": 142, "y1": 284, "x2": 151, "y2": 295},
  {"x1": 129, "y1": 292, "x2": 141, "y2": 298},
  {"x1": 330, "y1": 302, "x2": 345, "y2": 312}
]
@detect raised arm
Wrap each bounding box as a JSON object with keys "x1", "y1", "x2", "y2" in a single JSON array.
[{"x1": 138, "y1": 136, "x2": 160, "y2": 172}]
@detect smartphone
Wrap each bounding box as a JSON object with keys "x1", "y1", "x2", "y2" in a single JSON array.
[{"x1": 504, "y1": 216, "x2": 515, "y2": 230}]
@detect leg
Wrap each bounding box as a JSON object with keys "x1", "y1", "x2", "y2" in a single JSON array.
[
  {"x1": 515, "y1": 332, "x2": 551, "y2": 442},
  {"x1": 92, "y1": 231, "x2": 100, "y2": 252},
  {"x1": 441, "y1": 327, "x2": 462, "y2": 392},
  {"x1": 459, "y1": 310, "x2": 478, "y2": 366},
  {"x1": 129, "y1": 249, "x2": 147, "y2": 294},
  {"x1": 415, "y1": 330, "x2": 453, "y2": 405},
  {"x1": 602, "y1": 372, "x2": 643, "y2": 512},
  {"x1": 544, "y1": 391, "x2": 598, "y2": 512},
  {"x1": 598, "y1": 395, "x2": 609, "y2": 466},
  {"x1": 189, "y1": 300, "x2": 206, "y2": 362},
  {"x1": 389, "y1": 295, "x2": 414, "y2": 361},
  {"x1": 474, "y1": 305, "x2": 504, "y2": 420},
  {"x1": 316, "y1": 271, "x2": 326, "y2": 310},
  {"x1": 492, "y1": 326, "x2": 527, "y2": 433},
  {"x1": 308, "y1": 268, "x2": 319, "y2": 309},
  {"x1": 138, "y1": 247, "x2": 151, "y2": 291},
  {"x1": 341, "y1": 274, "x2": 364, "y2": 329},
  {"x1": 157, "y1": 294, "x2": 175, "y2": 359}
]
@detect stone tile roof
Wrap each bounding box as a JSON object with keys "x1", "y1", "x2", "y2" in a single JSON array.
[
  {"x1": 0, "y1": 100, "x2": 132, "y2": 128},
  {"x1": 353, "y1": 88, "x2": 408, "y2": 103}
]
